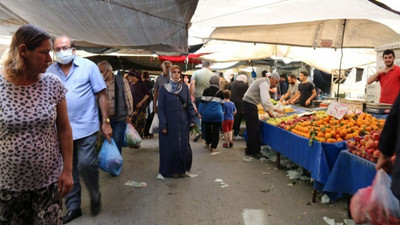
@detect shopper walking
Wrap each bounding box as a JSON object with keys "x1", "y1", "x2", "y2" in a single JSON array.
[
  {"x1": 98, "y1": 60, "x2": 133, "y2": 153},
  {"x1": 190, "y1": 61, "x2": 215, "y2": 141},
  {"x1": 47, "y1": 35, "x2": 112, "y2": 224},
  {"x1": 0, "y1": 24, "x2": 73, "y2": 225},
  {"x1": 142, "y1": 71, "x2": 155, "y2": 139},
  {"x1": 230, "y1": 74, "x2": 248, "y2": 139},
  {"x1": 222, "y1": 90, "x2": 237, "y2": 148},
  {"x1": 158, "y1": 65, "x2": 196, "y2": 178},
  {"x1": 198, "y1": 75, "x2": 224, "y2": 152},
  {"x1": 128, "y1": 69, "x2": 150, "y2": 138}
]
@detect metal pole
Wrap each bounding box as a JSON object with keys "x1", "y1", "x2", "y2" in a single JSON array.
[{"x1": 336, "y1": 19, "x2": 347, "y2": 101}]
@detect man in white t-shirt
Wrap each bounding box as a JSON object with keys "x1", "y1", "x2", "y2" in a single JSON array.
[{"x1": 190, "y1": 61, "x2": 215, "y2": 141}]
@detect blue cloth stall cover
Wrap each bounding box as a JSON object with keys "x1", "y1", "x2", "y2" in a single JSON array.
[
  {"x1": 323, "y1": 150, "x2": 376, "y2": 200},
  {"x1": 260, "y1": 122, "x2": 346, "y2": 186}
]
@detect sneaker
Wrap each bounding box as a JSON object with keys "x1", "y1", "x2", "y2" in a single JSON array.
[
  {"x1": 251, "y1": 152, "x2": 266, "y2": 160},
  {"x1": 233, "y1": 135, "x2": 243, "y2": 140}
]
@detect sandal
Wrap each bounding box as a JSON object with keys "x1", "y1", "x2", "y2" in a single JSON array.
[
  {"x1": 223, "y1": 143, "x2": 229, "y2": 148},
  {"x1": 229, "y1": 142, "x2": 233, "y2": 148}
]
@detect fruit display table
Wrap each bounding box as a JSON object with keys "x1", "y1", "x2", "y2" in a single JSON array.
[
  {"x1": 260, "y1": 121, "x2": 346, "y2": 189},
  {"x1": 323, "y1": 150, "x2": 376, "y2": 200}
]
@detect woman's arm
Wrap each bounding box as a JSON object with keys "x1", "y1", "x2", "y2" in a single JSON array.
[
  {"x1": 56, "y1": 98, "x2": 74, "y2": 197},
  {"x1": 158, "y1": 87, "x2": 167, "y2": 134}
]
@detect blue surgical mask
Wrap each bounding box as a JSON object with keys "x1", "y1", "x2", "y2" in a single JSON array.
[{"x1": 55, "y1": 49, "x2": 74, "y2": 64}]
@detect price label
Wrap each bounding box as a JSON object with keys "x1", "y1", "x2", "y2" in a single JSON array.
[{"x1": 326, "y1": 101, "x2": 348, "y2": 119}]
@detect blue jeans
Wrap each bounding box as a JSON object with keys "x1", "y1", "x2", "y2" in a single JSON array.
[
  {"x1": 195, "y1": 97, "x2": 205, "y2": 138},
  {"x1": 110, "y1": 120, "x2": 127, "y2": 153}
]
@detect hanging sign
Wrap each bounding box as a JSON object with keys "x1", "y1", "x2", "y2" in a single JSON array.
[{"x1": 326, "y1": 101, "x2": 348, "y2": 119}]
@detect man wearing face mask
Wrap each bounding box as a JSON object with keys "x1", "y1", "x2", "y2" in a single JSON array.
[
  {"x1": 47, "y1": 35, "x2": 112, "y2": 224},
  {"x1": 98, "y1": 60, "x2": 133, "y2": 153}
]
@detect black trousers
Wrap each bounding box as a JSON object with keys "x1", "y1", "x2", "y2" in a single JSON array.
[
  {"x1": 204, "y1": 122, "x2": 221, "y2": 149},
  {"x1": 144, "y1": 112, "x2": 154, "y2": 137},
  {"x1": 243, "y1": 101, "x2": 261, "y2": 155},
  {"x1": 232, "y1": 100, "x2": 243, "y2": 136}
]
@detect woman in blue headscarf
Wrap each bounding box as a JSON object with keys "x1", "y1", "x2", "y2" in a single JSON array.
[{"x1": 158, "y1": 65, "x2": 196, "y2": 178}]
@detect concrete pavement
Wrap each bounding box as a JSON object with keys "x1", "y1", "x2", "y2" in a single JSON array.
[{"x1": 66, "y1": 135, "x2": 349, "y2": 225}]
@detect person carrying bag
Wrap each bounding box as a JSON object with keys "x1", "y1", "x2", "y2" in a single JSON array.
[{"x1": 198, "y1": 75, "x2": 224, "y2": 152}]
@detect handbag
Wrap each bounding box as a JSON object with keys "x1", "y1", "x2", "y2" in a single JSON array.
[{"x1": 199, "y1": 90, "x2": 220, "y2": 114}]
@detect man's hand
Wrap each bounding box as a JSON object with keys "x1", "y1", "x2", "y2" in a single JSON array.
[
  {"x1": 376, "y1": 153, "x2": 393, "y2": 174},
  {"x1": 378, "y1": 67, "x2": 391, "y2": 75},
  {"x1": 267, "y1": 110, "x2": 274, "y2": 118},
  {"x1": 102, "y1": 123, "x2": 113, "y2": 143},
  {"x1": 126, "y1": 116, "x2": 132, "y2": 123},
  {"x1": 305, "y1": 99, "x2": 311, "y2": 106},
  {"x1": 137, "y1": 102, "x2": 143, "y2": 108},
  {"x1": 274, "y1": 109, "x2": 285, "y2": 115},
  {"x1": 58, "y1": 169, "x2": 73, "y2": 198}
]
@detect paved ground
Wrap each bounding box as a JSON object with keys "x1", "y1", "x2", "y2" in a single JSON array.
[{"x1": 66, "y1": 134, "x2": 351, "y2": 225}]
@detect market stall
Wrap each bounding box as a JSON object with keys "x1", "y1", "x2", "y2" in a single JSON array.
[
  {"x1": 323, "y1": 150, "x2": 376, "y2": 200},
  {"x1": 258, "y1": 104, "x2": 386, "y2": 201}
]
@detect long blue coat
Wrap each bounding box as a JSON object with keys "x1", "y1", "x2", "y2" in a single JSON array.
[{"x1": 158, "y1": 82, "x2": 196, "y2": 177}]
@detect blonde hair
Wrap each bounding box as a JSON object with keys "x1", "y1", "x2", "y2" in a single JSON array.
[{"x1": 3, "y1": 24, "x2": 51, "y2": 78}]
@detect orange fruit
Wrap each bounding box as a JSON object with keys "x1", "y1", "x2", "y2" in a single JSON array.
[
  {"x1": 324, "y1": 133, "x2": 332, "y2": 139},
  {"x1": 345, "y1": 133, "x2": 353, "y2": 140}
]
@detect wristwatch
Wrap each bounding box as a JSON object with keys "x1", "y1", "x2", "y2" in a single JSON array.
[{"x1": 103, "y1": 118, "x2": 110, "y2": 123}]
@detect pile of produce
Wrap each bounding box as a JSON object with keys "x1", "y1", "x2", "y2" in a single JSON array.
[
  {"x1": 270, "y1": 112, "x2": 385, "y2": 143},
  {"x1": 346, "y1": 131, "x2": 380, "y2": 163}
]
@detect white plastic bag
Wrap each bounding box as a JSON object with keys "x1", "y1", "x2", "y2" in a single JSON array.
[
  {"x1": 149, "y1": 113, "x2": 159, "y2": 134},
  {"x1": 350, "y1": 169, "x2": 400, "y2": 225},
  {"x1": 124, "y1": 123, "x2": 142, "y2": 148},
  {"x1": 367, "y1": 169, "x2": 400, "y2": 225}
]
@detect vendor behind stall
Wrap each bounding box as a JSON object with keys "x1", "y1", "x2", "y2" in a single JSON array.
[
  {"x1": 367, "y1": 49, "x2": 400, "y2": 104},
  {"x1": 289, "y1": 71, "x2": 316, "y2": 107},
  {"x1": 242, "y1": 72, "x2": 285, "y2": 159},
  {"x1": 280, "y1": 73, "x2": 299, "y2": 104}
]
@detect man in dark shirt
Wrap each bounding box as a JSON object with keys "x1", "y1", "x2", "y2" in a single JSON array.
[
  {"x1": 289, "y1": 71, "x2": 316, "y2": 107},
  {"x1": 376, "y1": 93, "x2": 400, "y2": 201},
  {"x1": 278, "y1": 75, "x2": 288, "y2": 98}
]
